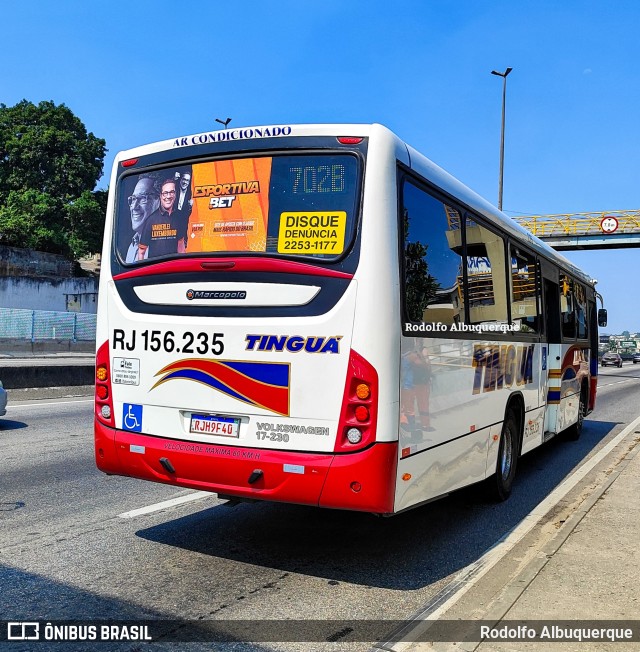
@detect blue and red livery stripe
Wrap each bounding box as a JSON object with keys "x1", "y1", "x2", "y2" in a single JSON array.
[{"x1": 152, "y1": 358, "x2": 290, "y2": 416}]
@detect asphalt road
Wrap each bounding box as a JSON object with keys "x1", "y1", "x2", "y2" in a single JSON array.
[{"x1": 1, "y1": 364, "x2": 639, "y2": 651}]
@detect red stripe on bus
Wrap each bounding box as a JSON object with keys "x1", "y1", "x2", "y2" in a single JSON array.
[
  {"x1": 113, "y1": 258, "x2": 354, "y2": 280},
  {"x1": 94, "y1": 421, "x2": 396, "y2": 514},
  {"x1": 589, "y1": 375, "x2": 597, "y2": 412}
]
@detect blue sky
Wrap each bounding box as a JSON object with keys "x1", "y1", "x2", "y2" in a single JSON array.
[{"x1": 3, "y1": 0, "x2": 639, "y2": 333}]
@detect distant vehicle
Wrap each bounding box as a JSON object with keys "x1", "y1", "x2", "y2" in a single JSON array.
[
  {"x1": 633, "y1": 352, "x2": 640, "y2": 364},
  {"x1": 0, "y1": 380, "x2": 7, "y2": 417},
  {"x1": 601, "y1": 352, "x2": 623, "y2": 368}
]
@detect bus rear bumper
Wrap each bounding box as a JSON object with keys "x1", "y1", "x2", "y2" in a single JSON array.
[{"x1": 95, "y1": 420, "x2": 397, "y2": 514}]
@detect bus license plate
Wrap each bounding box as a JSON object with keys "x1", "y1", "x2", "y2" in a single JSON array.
[{"x1": 190, "y1": 414, "x2": 240, "y2": 437}]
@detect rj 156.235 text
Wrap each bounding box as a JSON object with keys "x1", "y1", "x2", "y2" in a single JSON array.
[{"x1": 112, "y1": 329, "x2": 225, "y2": 355}]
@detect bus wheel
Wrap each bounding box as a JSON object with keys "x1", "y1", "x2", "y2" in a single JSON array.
[
  {"x1": 566, "y1": 386, "x2": 586, "y2": 441},
  {"x1": 489, "y1": 410, "x2": 519, "y2": 501}
]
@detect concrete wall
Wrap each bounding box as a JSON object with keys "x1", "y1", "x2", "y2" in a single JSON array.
[
  {"x1": 0, "y1": 245, "x2": 98, "y2": 313},
  {"x1": 0, "y1": 245, "x2": 75, "y2": 277},
  {"x1": 0, "y1": 339, "x2": 95, "y2": 354},
  {"x1": 0, "y1": 340, "x2": 95, "y2": 388},
  {"x1": 0, "y1": 360, "x2": 95, "y2": 389},
  {"x1": 0, "y1": 276, "x2": 98, "y2": 313}
]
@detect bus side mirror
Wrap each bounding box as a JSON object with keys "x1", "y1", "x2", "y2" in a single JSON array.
[{"x1": 598, "y1": 308, "x2": 608, "y2": 327}]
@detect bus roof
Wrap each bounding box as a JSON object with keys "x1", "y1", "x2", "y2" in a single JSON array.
[{"x1": 114, "y1": 122, "x2": 595, "y2": 288}]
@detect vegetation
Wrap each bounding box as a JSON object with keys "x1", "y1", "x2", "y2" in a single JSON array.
[{"x1": 0, "y1": 100, "x2": 107, "y2": 259}]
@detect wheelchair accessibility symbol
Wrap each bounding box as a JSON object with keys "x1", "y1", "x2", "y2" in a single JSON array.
[{"x1": 123, "y1": 403, "x2": 143, "y2": 432}]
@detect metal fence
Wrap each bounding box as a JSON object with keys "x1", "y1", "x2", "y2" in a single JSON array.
[{"x1": 0, "y1": 307, "x2": 96, "y2": 342}]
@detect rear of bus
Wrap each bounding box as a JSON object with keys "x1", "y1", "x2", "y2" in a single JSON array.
[{"x1": 94, "y1": 124, "x2": 402, "y2": 514}]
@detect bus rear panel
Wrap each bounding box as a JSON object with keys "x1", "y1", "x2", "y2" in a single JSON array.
[{"x1": 95, "y1": 128, "x2": 399, "y2": 514}]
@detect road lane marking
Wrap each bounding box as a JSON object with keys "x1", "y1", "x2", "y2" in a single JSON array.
[
  {"x1": 598, "y1": 378, "x2": 640, "y2": 388},
  {"x1": 118, "y1": 491, "x2": 214, "y2": 518},
  {"x1": 378, "y1": 413, "x2": 640, "y2": 651},
  {"x1": 11, "y1": 399, "x2": 94, "y2": 408}
]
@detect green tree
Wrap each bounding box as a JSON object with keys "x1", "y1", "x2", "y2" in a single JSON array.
[
  {"x1": 66, "y1": 188, "x2": 108, "y2": 258},
  {"x1": 0, "y1": 189, "x2": 64, "y2": 251},
  {"x1": 0, "y1": 100, "x2": 107, "y2": 258}
]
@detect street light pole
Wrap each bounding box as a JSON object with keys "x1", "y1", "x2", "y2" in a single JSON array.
[{"x1": 491, "y1": 67, "x2": 512, "y2": 211}]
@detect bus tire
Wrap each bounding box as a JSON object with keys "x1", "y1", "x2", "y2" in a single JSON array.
[
  {"x1": 488, "y1": 410, "x2": 519, "y2": 502},
  {"x1": 565, "y1": 384, "x2": 587, "y2": 441}
]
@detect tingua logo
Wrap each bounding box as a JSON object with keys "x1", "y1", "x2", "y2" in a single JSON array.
[
  {"x1": 186, "y1": 289, "x2": 247, "y2": 300},
  {"x1": 245, "y1": 334, "x2": 342, "y2": 354}
]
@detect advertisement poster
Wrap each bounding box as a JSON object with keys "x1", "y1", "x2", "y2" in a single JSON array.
[
  {"x1": 187, "y1": 157, "x2": 272, "y2": 253},
  {"x1": 117, "y1": 154, "x2": 357, "y2": 263}
]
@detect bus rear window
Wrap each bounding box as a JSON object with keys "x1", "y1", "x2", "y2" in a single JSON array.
[{"x1": 116, "y1": 154, "x2": 359, "y2": 263}]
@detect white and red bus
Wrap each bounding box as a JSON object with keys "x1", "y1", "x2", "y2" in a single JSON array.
[{"x1": 94, "y1": 123, "x2": 605, "y2": 514}]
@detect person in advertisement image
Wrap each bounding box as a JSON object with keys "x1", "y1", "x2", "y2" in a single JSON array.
[
  {"x1": 138, "y1": 177, "x2": 188, "y2": 259},
  {"x1": 174, "y1": 167, "x2": 193, "y2": 215},
  {"x1": 400, "y1": 337, "x2": 435, "y2": 440},
  {"x1": 173, "y1": 166, "x2": 193, "y2": 247},
  {"x1": 123, "y1": 176, "x2": 160, "y2": 263}
]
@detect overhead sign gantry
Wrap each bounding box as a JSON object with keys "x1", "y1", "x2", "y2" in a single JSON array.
[{"x1": 511, "y1": 210, "x2": 640, "y2": 250}]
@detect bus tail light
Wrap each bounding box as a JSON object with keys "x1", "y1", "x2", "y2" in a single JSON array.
[
  {"x1": 335, "y1": 349, "x2": 378, "y2": 453},
  {"x1": 356, "y1": 383, "x2": 370, "y2": 399},
  {"x1": 95, "y1": 341, "x2": 114, "y2": 426},
  {"x1": 355, "y1": 406, "x2": 369, "y2": 422},
  {"x1": 346, "y1": 428, "x2": 362, "y2": 444}
]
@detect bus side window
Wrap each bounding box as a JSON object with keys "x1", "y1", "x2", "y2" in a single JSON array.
[
  {"x1": 509, "y1": 247, "x2": 540, "y2": 333},
  {"x1": 561, "y1": 276, "x2": 576, "y2": 339},
  {"x1": 575, "y1": 282, "x2": 588, "y2": 339},
  {"x1": 464, "y1": 218, "x2": 508, "y2": 326},
  {"x1": 401, "y1": 180, "x2": 465, "y2": 326}
]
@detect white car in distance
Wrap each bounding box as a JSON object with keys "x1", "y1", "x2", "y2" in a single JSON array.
[{"x1": 0, "y1": 380, "x2": 7, "y2": 417}]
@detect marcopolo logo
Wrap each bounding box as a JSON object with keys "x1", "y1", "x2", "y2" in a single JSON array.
[{"x1": 186, "y1": 289, "x2": 247, "y2": 300}]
